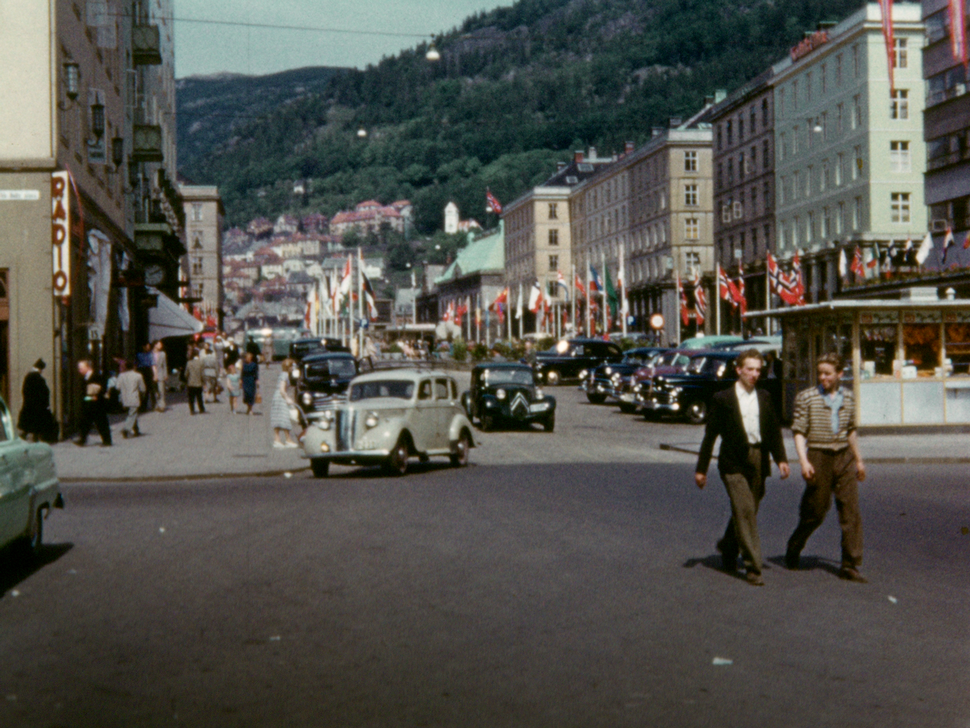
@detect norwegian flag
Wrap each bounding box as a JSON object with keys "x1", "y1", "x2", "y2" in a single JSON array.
[
  {"x1": 485, "y1": 188, "x2": 503, "y2": 215},
  {"x1": 455, "y1": 301, "x2": 468, "y2": 327},
  {"x1": 884, "y1": 241, "x2": 896, "y2": 278},
  {"x1": 574, "y1": 273, "x2": 587, "y2": 299},
  {"x1": 735, "y1": 264, "x2": 747, "y2": 314},
  {"x1": 766, "y1": 252, "x2": 786, "y2": 298},
  {"x1": 556, "y1": 270, "x2": 570, "y2": 300},
  {"x1": 942, "y1": 226, "x2": 956, "y2": 264},
  {"x1": 788, "y1": 252, "x2": 806, "y2": 305},
  {"x1": 333, "y1": 255, "x2": 352, "y2": 311},
  {"x1": 528, "y1": 279, "x2": 544, "y2": 313},
  {"x1": 717, "y1": 265, "x2": 735, "y2": 306},
  {"x1": 490, "y1": 287, "x2": 508, "y2": 324},
  {"x1": 692, "y1": 268, "x2": 706, "y2": 326},
  {"x1": 850, "y1": 246, "x2": 865, "y2": 279}
]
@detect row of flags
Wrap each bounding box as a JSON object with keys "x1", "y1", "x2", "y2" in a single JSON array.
[{"x1": 303, "y1": 251, "x2": 378, "y2": 331}]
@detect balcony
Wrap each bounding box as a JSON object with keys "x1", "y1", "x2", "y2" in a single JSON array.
[
  {"x1": 132, "y1": 124, "x2": 164, "y2": 163},
  {"x1": 132, "y1": 24, "x2": 162, "y2": 66}
]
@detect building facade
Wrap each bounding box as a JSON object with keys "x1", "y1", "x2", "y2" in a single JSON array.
[
  {"x1": 180, "y1": 185, "x2": 225, "y2": 323},
  {"x1": 773, "y1": 3, "x2": 926, "y2": 302}
]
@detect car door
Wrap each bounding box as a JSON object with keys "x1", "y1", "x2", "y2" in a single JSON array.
[
  {"x1": 0, "y1": 398, "x2": 30, "y2": 548},
  {"x1": 433, "y1": 377, "x2": 454, "y2": 449},
  {"x1": 412, "y1": 378, "x2": 436, "y2": 451}
]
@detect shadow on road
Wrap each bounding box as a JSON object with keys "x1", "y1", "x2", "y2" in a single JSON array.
[{"x1": 0, "y1": 543, "x2": 73, "y2": 598}]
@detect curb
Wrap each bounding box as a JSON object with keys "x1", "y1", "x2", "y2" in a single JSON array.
[
  {"x1": 658, "y1": 443, "x2": 970, "y2": 465},
  {"x1": 60, "y1": 466, "x2": 312, "y2": 484}
]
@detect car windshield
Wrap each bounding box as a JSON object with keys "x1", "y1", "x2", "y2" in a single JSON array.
[
  {"x1": 307, "y1": 359, "x2": 356, "y2": 378},
  {"x1": 482, "y1": 368, "x2": 534, "y2": 386},
  {"x1": 687, "y1": 357, "x2": 708, "y2": 374},
  {"x1": 622, "y1": 353, "x2": 647, "y2": 366},
  {"x1": 350, "y1": 380, "x2": 415, "y2": 401}
]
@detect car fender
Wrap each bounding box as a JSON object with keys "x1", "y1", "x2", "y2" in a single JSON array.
[
  {"x1": 542, "y1": 395, "x2": 557, "y2": 413},
  {"x1": 448, "y1": 414, "x2": 475, "y2": 447}
]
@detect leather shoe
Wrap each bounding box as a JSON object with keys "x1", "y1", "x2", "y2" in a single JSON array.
[
  {"x1": 784, "y1": 549, "x2": 800, "y2": 570},
  {"x1": 838, "y1": 567, "x2": 868, "y2": 584},
  {"x1": 744, "y1": 572, "x2": 765, "y2": 587},
  {"x1": 716, "y1": 538, "x2": 738, "y2": 573}
]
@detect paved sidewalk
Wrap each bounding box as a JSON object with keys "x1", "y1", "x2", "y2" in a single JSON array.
[{"x1": 52, "y1": 362, "x2": 309, "y2": 482}]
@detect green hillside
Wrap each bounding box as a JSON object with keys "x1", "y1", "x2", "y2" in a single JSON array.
[{"x1": 176, "y1": 0, "x2": 864, "y2": 231}]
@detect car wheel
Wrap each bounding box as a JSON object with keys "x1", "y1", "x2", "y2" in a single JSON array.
[
  {"x1": 450, "y1": 430, "x2": 471, "y2": 467},
  {"x1": 386, "y1": 435, "x2": 410, "y2": 475},
  {"x1": 619, "y1": 403, "x2": 636, "y2": 414},
  {"x1": 480, "y1": 414, "x2": 494, "y2": 432},
  {"x1": 687, "y1": 400, "x2": 709, "y2": 425},
  {"x1": 543, "y1": 413, "x2": 555, "y2": 433},
  {"x1": 310, "y1": 459, "x2": 329, "y2": 478},
  {"x1": 545, "y1": 369, "x2": 560, "y2": 386},
  {"x1": 586, "y1": 392, "x2": 606, "y2": 404}
]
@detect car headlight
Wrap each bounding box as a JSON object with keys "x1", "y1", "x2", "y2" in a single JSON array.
[
  {"x1": 534, "y1": 387, "x2": 543, "y2": 399},
  {"x1": 604, "y1": 366, "x2": 612, "y2": 375},
  {"x1": 364, "y1": 411, "x2": 379, "y2": 429},
  {"x1": 633, "y1": 383, "x2": 642, "y2": 392},
  {"x1": 578, "y1": 369, "x2": 588, "y2": 379},
  {"x1": 302, "y1": 392, "x2": 312, "y2": 406},
  {"x1": 496, "y1": 388, "x2": 507, "y2": 400},
  {"x1": 611, "y1": 373, "x2": 622, "y2": 383},
  {"x1": 323, "y1": 410, "x2": 335, "y2": 421},
  {"x1": 319, "y1": 419, "x2": 332, "y2": 431}
]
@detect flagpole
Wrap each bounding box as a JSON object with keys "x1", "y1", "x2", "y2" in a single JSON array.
[
  {"x1": 620, "y1": 246, "x2": 628, "y2": 338},
  {"x1": 585, "y1": 258, "x2": 592, "y2": 336},
  {"x1": 601, "y1": 251, "x2": 608, "y2": 336},
  {"x1": 357, "y1": 248, "x2": 365, "y2": 356},
  {"x1": 570, "y1": 263, "x2": 576, "y2": 336},
  {"x1": 517, "y1": 283, "x2": 523, "y2": 340},
  {"x1": 764, "y1": 261, "x2": 772, "y2": 335}
]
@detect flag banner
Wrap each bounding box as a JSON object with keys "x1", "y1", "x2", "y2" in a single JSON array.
[
  {"x1": 677, "y1": 272, "x2": 690, "y2": 327},
  {"x1": 334, "y1": 256, "x2": 353, "y2": 310},
  {"x1": 361, "y1": 270, "x2": 378, "y2": 320},
  {"x1": 692, "y1": 268, "x2": 706, "y2": 326},
  {"x1": 589, "y1": 264, "x2": 602, "y2": 293},
  {"x1": 516, "y1": 283, "x2": 524, "y2": 319},
  {"x1": 851, "y1": 246, "x2": 864, "y2": 279},
  {"x1": 839, "y1": 248, "x2": 848, "y2": 280},
  {"x1": 717, "y1": 265, "x2": 736, "y2": 306},
  {"x1": 862, "y1": 247, "x2": 876, "y2": 279},
  {"x1": 485, "y1": 188, "x2": 503, "y2": 215},
  {"x1": 879, "y1": 0, "x2": 895, "y2": 94},
  {"x1": 903, "y1": 237, "x2": 915, "y2": 266},
  {"x1": 574, "y1": 273, "x2": 587, "y2": 299},
  {"x1": 766, "y1": 252, "x2": 784, "y2": 297},
  {"x1": 950, "y1": 0, "x2": 968, "y2": 69},
  {"x1": 942, "y1": 226, "x2": 956, "y2": 264},
  {"x1": 916, "y1": 232, "x2": 934, "y2": 265},
  {"x1": 735, "y1": 263, "x2": 747, "y2": 314},
  {"x1": 557, "y1": 270, "x2": 570, "y2": 301},
  {"x1": 883, "y1": 241, "x2": 896, "y2": 278},
  {"x1": 605, "y1": 266, "x2": 619, "y2": 321},
  {"x1": 490, "y1": 287, "x2": 508, "y2": 325},
  {"x1": 528, "y1": 279, "x2": 544, "y2": 313}
]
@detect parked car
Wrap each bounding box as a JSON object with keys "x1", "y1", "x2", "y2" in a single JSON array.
[
  {"x1": 294, "y1": 352, "x2": 361, "y2": 422},
  {"x1": 302, "y1": 369, "x2": 474, "y2": 477},
  {"x1": 627, "y1": 349, "x2": 693, "y2": 409},
  {"x1": 461, "y1": 363, "x2": 556, "y2": 432},
  {"x1": 677, "y1": 334, "x2": 747, "y2": 350},
  {"x1": 533, "y1": 337, "x2": 623, "y2": 385},
  {"x1": 288, "y1": 336, "x2": 349, "y2": 362},
  {"x1": 0, "y1": 394, "x2": 63, "y2": 558},
  {"x1": 582, "y1": 347, "x2": 668, "y2": 408},
  {"x1": 639, "y1": 350, "x2": 741, "y2": 424},
  {"x1": 272, "y1": 327, "x2": 312, "y2": 360}
]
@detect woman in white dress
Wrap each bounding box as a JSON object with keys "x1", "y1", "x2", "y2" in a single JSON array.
[{"x1": 271, "y1": 358, "x2": 299, "y2": 448}]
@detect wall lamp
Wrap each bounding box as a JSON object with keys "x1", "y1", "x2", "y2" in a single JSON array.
[
  {"x1": 90, "y1": 101, "x2": 105, "y2": 138},
  {"x1": 60, "y1": 62, "x2": 80, "y2": 108},
  {"x1": 111, "y1": 136, "x2": 125, "y2": 168}
]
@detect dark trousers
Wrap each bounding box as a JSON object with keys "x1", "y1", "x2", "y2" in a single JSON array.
[
  {"x1": 138, "y1": 367, "x2": 156, "y2": 411},
  {"x1": 719, "y1": 445, "x2": 765, "y2": 575},
  {"x1": 77, "y1": 401, "x2": 111, "y2": 445},
  {"x1": 787, "y1": 448, "x2": 863, "y2": 569},
  {"x1": 187, "y1": 387, "x2": 205, "y2": 414}
]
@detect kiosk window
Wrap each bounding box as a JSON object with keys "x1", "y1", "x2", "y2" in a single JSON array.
[
  {"x1": 860, "y1": 325, "x2": 896, "y2": 377},
  {"x1": 945, "y1": 323, "x2": 970, "y2": 375},
  {"x1": 903, "y1": 324, "x2": 940, "y2": 375}
]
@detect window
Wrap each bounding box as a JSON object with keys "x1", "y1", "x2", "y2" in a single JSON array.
[
  {"x1": 821, "y1": 160, "x2": 828, "y2": 191},
  {"x1": 853, "y1": 146, "x2": 862, "y2": 180},
  {"x1": 822, "y1": 207, "x2": 831, "y2": 237},
  {"x1": 763, "y1": 180, "x2": 771, "y2": 208},
  {"x1": 685, "y1": 217, "x2": 699, "y2": 240},
  {"x1": 891, "y1": 192, "x2": 911, "y2": 223},
  {"x1": 192, "y1": 257, "x2": 204, "y2": 276},
  {"x1": 820, "y1": 63, "x2": 827, "y2": 94},
  {"x1": 890, "y1": 89, "x2": 909, "y2": 119},
  {"x1": 548, "y1": 254, "x2": 559, "y2": 271},
  {"x1": 780, "y1": 133, "x2": 787, "y2": 161},
  {"x1": 547, "y1": 280, "x2": 558, "y2": 298},
  {"x1": 836, "y1": 103, "x2": 844, "y2": 134},
  {"x1": 852, "y1": 44, "x2": 860, "y2": 77},
  {"x1": 806, "y1": 165, "x2": 813, "y2": 196},
  {"x1": 750, "y1": 105, "x2": 757, "y2": 133},
  {"x1": 807, "y1": 210, "x2": 815, "y2": 242},
  {"x1": 762, "y1": 98, "x2": 769, "y2": 126},
  {"x1": 793, "y1": 171, "x2": 800, "y2": 199},
  {"x1": 722, "y1": 203, "x2": 732, "y2": 224},
  {"x1": 738, "y1": 115, "x2": 744, "y2": 141},
  {"x1": 685, "y1": 251, "x2": 701, "y2": 272},
  {"x1": 806, "y1": 72, "x2": 812, "y2": 103},
  {"x1": 684, "y1": 150, "x2": 697, "y2": 172},
  {"x1": 762, "y1": 139, "x2": 770, "y2": 168},
  {"x1": 733, "y1": 201, "x2": 743, "y2": 219},
  {"x1": 836, "y1": 54, "x2": 843, "y2": 85},
  {"x1": 739, "y1": 152, "x2": 746, "y2": 180},
  {"x1": 684, "y1": 184, "x2": 698, "y2": 206},
  {"x1": 890, "y1": 141, "x2": 911, "y2": 173},
  {"x1": 853, "y1": 197, "x2": 862, "y2": 229},
  {"x1": 548, "y1": 203, "x2": 558, "y2": 219},
  {"x1": 893, "y1": 38, "x2": 907, "y2": 69},
  {"x1": 836, "y1": 153, "x2": 844, "y2": 185},
  {"x1": 852, "y1": 95, "x2": 862, "y2": 129},
  {"x1": 727, "y1": 120, "x2": 733, "y2": 146},
  {"x1": 548, "y1": 229, "x2": 559, "y2": 246},
  {"x1": 793, "y1": 126, "x2": 800, "y2": 154},
  {"x1": 792, "y1": 80, "x2": 799, "y2": 110},
  {"x1": 837, "y1": 202, "x2": 845, "y2": 233},
  {"x1": 191, "y1": 204, "x2": 203, "y2": 222},
  {"x1": 779, "y1": 88, "x2": 786, "y2": 117}
]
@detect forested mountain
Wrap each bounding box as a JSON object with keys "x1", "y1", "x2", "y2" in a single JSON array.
[{"x1": 176, "y1": 0, "x2": 863, "y2": 231}]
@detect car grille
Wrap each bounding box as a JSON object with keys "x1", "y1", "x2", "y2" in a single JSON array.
[{"x1": 335, "y1": 410, "x2": 357, "y2": 452}]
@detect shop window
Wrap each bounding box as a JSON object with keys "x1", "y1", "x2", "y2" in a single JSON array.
[
  {"x1": 945, "y1": 322, "x2": 970, "y2": 375},
  {"x1": 860, "y1": 324, "x2": 897, "y2": 378},
  {"x1": 903, "y1": 323, "x2": 940, "y2": 375}
]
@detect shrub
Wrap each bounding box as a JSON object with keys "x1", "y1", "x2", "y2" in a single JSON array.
[
  {"x1": 470, "y1": 342, "x2": 490, "y2": 362},
  {"x1": 451, "y1": 338, "x2": 468, "y2": 362}
]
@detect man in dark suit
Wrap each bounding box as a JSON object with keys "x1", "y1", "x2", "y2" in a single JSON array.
[{"x1": 695, "y1": 349, "x2": 790, "y2": 585}]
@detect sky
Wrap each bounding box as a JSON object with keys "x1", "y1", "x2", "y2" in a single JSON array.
[{"x1": 173, "y1": 0, "x2": 514, "y2": 78}]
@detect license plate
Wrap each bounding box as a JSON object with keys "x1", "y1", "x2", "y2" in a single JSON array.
[{"x1": 529, "y1": 403, "x2": 547, "y2": 413}]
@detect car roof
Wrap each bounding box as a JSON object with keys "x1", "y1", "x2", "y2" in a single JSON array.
[
  {"x1": 303, "y1": 351, "x2": 356, "y2": 362},
  {"x1": 678, "y1": 335, "x2": 747, "y2": 349},
  {"x1": 351, "y1": 368, "x2": 454, "y2": 384},
  {"x1": 473, "y1": 362, "x2": 531, "y2": 371}
]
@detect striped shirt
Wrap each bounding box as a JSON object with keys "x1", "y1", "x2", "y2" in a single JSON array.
[{"x1": 791, "y1": 386, "x2": 856, "y2": 450}]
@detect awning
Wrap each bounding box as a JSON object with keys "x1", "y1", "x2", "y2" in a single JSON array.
[{"x1": 148, "y1": 287, "x2": 203, "y2": 340}]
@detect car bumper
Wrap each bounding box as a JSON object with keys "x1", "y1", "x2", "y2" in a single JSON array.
[{"x1": 641, "y1": 398, "x2": 681, "y2": 414}]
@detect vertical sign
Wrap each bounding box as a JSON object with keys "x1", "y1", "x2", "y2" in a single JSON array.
[{"x1": 51, "y1": 171, "x2": 71, "y2": 297}]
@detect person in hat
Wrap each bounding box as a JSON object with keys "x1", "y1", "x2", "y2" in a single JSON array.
[{"x1": 18, "y1": 359, "x2": 54, "y2": 442}]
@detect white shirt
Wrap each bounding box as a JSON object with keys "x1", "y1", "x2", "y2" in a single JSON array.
[{"x1": 734, "y1": 381, "x2": 761, "y2": 445}]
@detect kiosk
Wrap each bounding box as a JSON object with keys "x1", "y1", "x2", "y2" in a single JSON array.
[{"x1": 748, "y1": 292, "x2": 970, "y2": 428}]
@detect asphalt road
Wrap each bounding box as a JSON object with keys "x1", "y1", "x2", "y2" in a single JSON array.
[{"x1": 2, "y1": 388, "x2": 968, "y2": 728}]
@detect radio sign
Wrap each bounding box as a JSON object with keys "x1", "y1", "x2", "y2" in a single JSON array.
[
  {"x1": 51, "y1": 171, "x2": 71, "y2": 297},
  {"x1": 790, "y1": 30, "x2": 829, "y2": 62}
]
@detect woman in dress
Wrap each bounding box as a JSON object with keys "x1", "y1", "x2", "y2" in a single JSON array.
[
  {"x1": 225, "y1": 362, "x2": 242, "y2": 414},
  {"x1": 270, "y1": 358, "x2": 299, "y2": 448},
  {"x1": 240, "y1": 351, "x2": 259, "y2": 415}
]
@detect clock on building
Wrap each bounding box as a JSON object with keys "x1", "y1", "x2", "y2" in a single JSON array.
[{"x1": 144, "y1": 264, "x2": 165, "y2": 286}]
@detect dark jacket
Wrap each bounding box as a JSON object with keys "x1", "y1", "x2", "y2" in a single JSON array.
[{"x1": 696, "y1": 385, "x2": 787, "y2": 476}]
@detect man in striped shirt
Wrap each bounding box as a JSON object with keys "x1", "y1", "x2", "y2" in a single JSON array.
[{"x1": 785, "y1": 352, "x2": 868, "y2": 583}]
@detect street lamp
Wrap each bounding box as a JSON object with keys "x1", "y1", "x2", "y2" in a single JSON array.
[
  {"x1": 357, "y1": 126, "x2": 367, "y2": 139},
  {"x1": 426, "y1": 42, "x2": 441, "y2": 62},
  {"x1": 90, "y1": 101, "x2": 105, "y2": 138},
  {"x1": 63, "y1": 62, "x2": 80, "y2": 102}
]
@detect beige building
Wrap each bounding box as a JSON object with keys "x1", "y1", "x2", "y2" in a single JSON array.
[
  {"x1": 773, "y1": 2, "x2": 926, "y2": 301},
  {"x1": 180, "y1": 185, "x2": 225, "y2": 322},
  {"x1": 0, "y1": 0, "x2": 181, "y2": 429}
]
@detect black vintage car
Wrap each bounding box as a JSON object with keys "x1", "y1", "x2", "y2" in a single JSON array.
[
  {"x1": 294, "y1": 351, "x2": 361, "y2": 422},
  {"x1": 533, "y1": 338, "x2": 623, "y2": 385},
  {"x1": 288, "y1": 337, "x2": 349, "y2": 362},
  {"x1": 582, "y1": 346, "x2": 668, "y2": 409},
  {"x1": 461, "y1": 363, "x2": 556, "y2": 432},
  {"x1": 640, "y1": 350, "x2": 740, "y2": 424}
]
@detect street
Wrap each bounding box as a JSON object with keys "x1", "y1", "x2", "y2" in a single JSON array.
[{"x1": 1, "y1": 387, "x2": 968, "y2": 727}]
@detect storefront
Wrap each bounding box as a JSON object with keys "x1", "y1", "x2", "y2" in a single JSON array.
[{"x1": 749, "y1": 293, "x2": 970, "y2": 428}]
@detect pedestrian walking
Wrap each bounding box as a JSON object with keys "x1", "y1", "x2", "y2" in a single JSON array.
[
  {"x1": 785, "y1": 352, "x2": 868, "y2": 583},
  {"x1": 240, "y1": 351, "x2": 260, "y2": 415},
  {"x1": 695, "y1": 349, "x2": 790, "y2": 586},
  {"x1": 225, "y1": 362, "x2": 242, "y2": 414},
  {"x1": 184, "y1": 347, "x2": 206, "y2": 415},
  {"x1": 75, "y1": 359, "x2": 112, "y2": 446},
  {"x1": 136, "y1": 342, "x2": 157, "y2": 412},
  {"x1": 153, "y1": 340, "x2": 168, "y2": 412},
  {"x1": 116, "y1": 359, "x2": 146, "y2": 438},
  {"x1": 18, "y1": 358, "x2": 55, "y2": 442},
  {"x1": 271, "y1": 358, "x2": 300, "y2": 448},
  {"x1": 224, "y1": 338, "x2": 241, "y2": 371},
  {"x1": 202, "y1": 344, "x2": 220, "y2": 402}
]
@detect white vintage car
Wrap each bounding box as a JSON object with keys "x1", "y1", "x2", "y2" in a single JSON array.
[
  {"x1": 0, "y1": 395, "x2": 63, "y2": 557},
  {"x1": 302, "y1": 369, "x2": 475, "y2": 477}
]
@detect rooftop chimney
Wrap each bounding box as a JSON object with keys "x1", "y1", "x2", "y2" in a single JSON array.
[
  {"x1": 817, "y1": 20, "x2": 837, "y2": 30},
  {"x1": 624, "y1": 141, "x2": 635, "y2": 153},
  {"x1": 588, "y1": 146, "x2": 597, "y2": 159},
  {"x1": 715, "y1": 89, "x2": 727, "y2": 103},
  {"x1": 574, "y1": 150, "x2": 584, "y2": 163}
]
